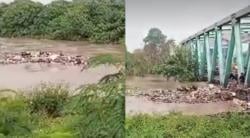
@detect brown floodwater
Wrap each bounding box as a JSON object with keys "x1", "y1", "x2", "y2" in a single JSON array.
[
  {"x1": 126, "y1": 96, "x2": 243, "y2": 116},
  {"x1": 0, "y1": 37, "x2": 123, "y2": 57},
  {"x1": 0, "y1": 63, "x2": 119, "y2": 90},
  {"x1": 126, "y1": 75, "x2": 244, "y2": 116},
  {"x1": 0, "y1": 38, "x2": 122, "y2": 90},
  {"x1": 126, "y1": 75, "x2": 208, "y2": 90}
]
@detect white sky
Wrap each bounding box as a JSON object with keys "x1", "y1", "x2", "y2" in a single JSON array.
[{"x1": 126, "y1": 0, "x2": 250, "y2": 52}]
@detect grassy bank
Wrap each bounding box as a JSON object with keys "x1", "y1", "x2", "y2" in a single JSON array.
[
  {"x1": 126, "y1": 113, "x2": 250, "y2": 138},
  {"x1": 0, "y1": 79, "x2": 125, "y2": 137}
]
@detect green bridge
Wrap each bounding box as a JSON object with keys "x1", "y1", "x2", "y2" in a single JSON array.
[{"x1": 182, "y1": 5, "x2": 250, "y2": 88}]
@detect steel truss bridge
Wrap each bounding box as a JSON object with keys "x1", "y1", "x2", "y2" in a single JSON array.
[{"x1": 182, "y1": 6, "x2": 250, "y2": 87}]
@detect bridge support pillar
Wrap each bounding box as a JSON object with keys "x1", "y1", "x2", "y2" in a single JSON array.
[
  {"x1": 215, "y1": 28, "x2": 224, "y2": 85},
  {"x1": 244, "y1": 44, "x2": 250, "y2": 87},
  {"x1": 205, "y1": 33, "x2": 212, "y2": 82},
  {"x1": 222, "y1": 20, "x2": 238, "y2": 87},
  {"x1": 235, "y1": 21, "x2": 244, "y2": 75}
]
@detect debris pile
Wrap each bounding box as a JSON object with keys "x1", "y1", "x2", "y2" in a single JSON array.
[
  {"x1": 0, "y1": 51, "x2": 89, "y2": 67},
  {"x1": 129, "y1": 84, "x2": 234, "y2": 104}
]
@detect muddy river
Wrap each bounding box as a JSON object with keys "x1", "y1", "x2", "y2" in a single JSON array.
[
  {"x1": 0, "y1": 37, "x2": 122, "y2": 57},
  {"x1": 0, "y1": 63, "x2": 119, "y2": 90},
  {"x1": 126, "y1": 75, "x2": 244, "y2": 115},
  {"x1": 0, "y1": 38, "x2": 122, "y2": 90}
]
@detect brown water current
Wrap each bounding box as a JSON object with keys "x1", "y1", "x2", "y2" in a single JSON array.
[
  {"x1": 126, "y1": 75, "x2": 244, "y2": 116},
  {"x1": 0, "y1": 38, "x2": 122, "y2": 90}
]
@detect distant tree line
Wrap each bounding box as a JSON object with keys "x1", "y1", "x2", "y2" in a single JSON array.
[
  {"x1": 126, "y1": 28, "x2": 197, "y2": 81},
  {"x1": 0, "y1": 0, "x2": 125, "y2": 43}
]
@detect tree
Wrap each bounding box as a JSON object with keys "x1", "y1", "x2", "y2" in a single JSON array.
[
  {"x1": 143, "y1": 28, "x2": 166, "y2": 46},
  {"x1": 33, "y1": 0, "x2": 70, "y2": 36},
  {"x1": 0, "y1": 0, "x2": 43, "y2": 36}
]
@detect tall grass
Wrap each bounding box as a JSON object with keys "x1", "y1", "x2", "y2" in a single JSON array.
[
  {"x1": 0, "y1": 77, "x2": 125, "y2": 137},
  {"x1": 126, "y1": 113, "x2": 250, "y2": 138}
]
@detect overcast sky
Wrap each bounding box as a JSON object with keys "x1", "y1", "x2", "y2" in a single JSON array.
[{"x1": 126, "y1": 0, "x2": 250, "y2": 52}]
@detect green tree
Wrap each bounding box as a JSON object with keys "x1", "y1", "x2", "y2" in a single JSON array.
[
  {"x1": 143, "y1": 28, "x2": 166, "y2": 46},
  {"x1": 0, "y1": 0, "x2": 43, "y2": 37},
  {"x1": 86, "y1": 0, "x2": 125, "y2": 43},
  {"x1": 33, "y1": 0, "x2": 70, "y2": 36}
]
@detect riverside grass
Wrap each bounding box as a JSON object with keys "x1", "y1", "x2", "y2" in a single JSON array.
[
  {"x1": 0, "y1": 78, "x2": 125, "y2": 138},
  {"x1": 126, "y1": 112, "x2": 250, "y2": 138}
]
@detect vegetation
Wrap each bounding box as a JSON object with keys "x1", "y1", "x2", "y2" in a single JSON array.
[
  {"x1": 0, "y1": 0, "x2": 125, "y2": 43},
  {"x1": 153, "y1": 46, "x2": 197, "y2": 81},
  {"x1": 126, "y1": 113, "x2": 250, "y2": 138},
  {"x1": 0, "y1": 78, "x2": 124, "y2": 137},
  {"x1": 88, "y1": 53, "x2": 123, "y2": 67},
  {"x1": 126, "y1": 28, "x2": 198, "y2": 81}
]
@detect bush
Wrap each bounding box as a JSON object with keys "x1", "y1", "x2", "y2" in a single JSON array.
[
  {"x1": 0, "y1": 0, "x2": 125, "y2": 43},
  {"x1": 28, "y1": 84, "x2": 69, "y2": 117},
  {"x1": 0, "y1": 97, "x2": 34, "y2": 137},
  {"x1": 67, "y1": 80, "x2": 125, "y2": 138},
  {"x1": 125, "y1": 51, "x2": 152, "y2": 76},
  {"x1": 0, "y1": 77, "x2": 125, "y2": 137},
  {"x1": 153, "y1": 46, "x2": 197, "y2": 81}
]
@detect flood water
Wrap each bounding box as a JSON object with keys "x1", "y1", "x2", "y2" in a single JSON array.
[
  {"x1": 0, "y1": 37, "x2": 122, "y2": 57},
  {"x1": 126, "y1": 75, "x2": 208, "y2": 90},
  {"x1": 0, "y1": 38, "x2": 122, "y2": 90},
  {"x1": 0, "y1": 63, "x2": 119, "y2": 90},
  {"x1": 126, "y1": 75, "x2": 244, "y2": 115},
  {"x1": 126, "y1": 96, "x2": 243, "y2": 116}
]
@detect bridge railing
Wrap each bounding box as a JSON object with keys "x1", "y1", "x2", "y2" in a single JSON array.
[{"x1": 181, "y1": 6, "x2": 250, "y2": 87}]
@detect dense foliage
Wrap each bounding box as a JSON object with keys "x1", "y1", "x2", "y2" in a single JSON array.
[
  {"x1": 0, "y1": 0, "x2": 125, "y2": 43},
  {"x1": 126, "y1": 113, "x2": 250, "y2": 138},
  {"x1": 0, "y1": 78, "x2": 124, "y2": 137},
  {"x1": 153, "y1": 46, "x2": 197, "y2": 81},
  {"x1": 126, "y1": 28, "x2": 198, "y2": 81}
]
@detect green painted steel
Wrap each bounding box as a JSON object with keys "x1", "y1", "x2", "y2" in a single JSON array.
[
  {"x1": 245, "y1": 56, "x2": 250, "y2": 87},
  {"x1": 204, "y1": 33, "x2": 212, "y2": 82},
  {"x1": 210, "y1": 29, "x2": 218, "y2": 82},
  {"x1": 246, "y1": 44, "x2": 250, "y2": 69},
  {"x1": 223, "y1": 22, "x2": 236, "y2": 87},
  {"x1": 193, "y1": 39, "x2": 199, "y2": 79},
  {"x1": 215, "y1": 28, "x2": 224, "y2": 84},
  {"x1": 181, "y1": 6, "x2": 250, "y2": 87},
  {"x1": 234, "y1": 21, "x2": 244, "y2": 75},
  {"x1": 199, "y1": 37, "x2": 206, "y2": 79},
  {"x1": 196, "y1": 37, "x2": 202, "y2": 77}
]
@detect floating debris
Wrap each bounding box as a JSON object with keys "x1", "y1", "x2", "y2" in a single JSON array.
[
  {"x1": 128, "y1": 84, "x2": 243, "y2": 104},
  {"x1": 0, "y1": 51, "x2": 89, "y2": 67}
]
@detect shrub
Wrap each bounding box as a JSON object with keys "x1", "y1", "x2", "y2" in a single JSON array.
[
  {"x1": 67, "y1": 80, "x2": 125, "y2": 138},
  {"x1": 153, "y1": 46, "x2": 197, "y2": 81},
  {"x1": 0, "y1": 0, "x2": 125, "y2": 43},
  {"x1": 0, "y1": 97, "x2": 34, "y2": 137},
  {"x1": 28, "y1": 84, "x2": 69, "y2": 117}
]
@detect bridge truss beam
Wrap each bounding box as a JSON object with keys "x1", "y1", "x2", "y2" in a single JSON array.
[{"x1": 182, "y1": 6, "x2": 250, "y2": 87}]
